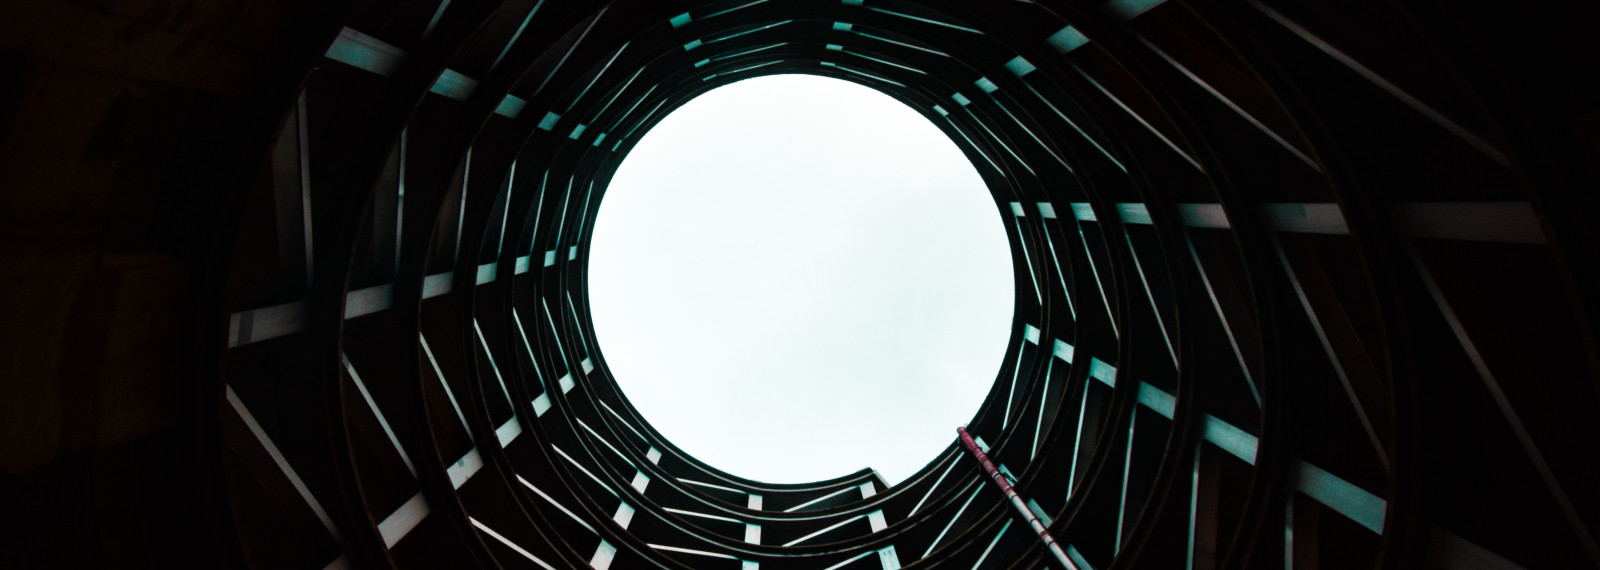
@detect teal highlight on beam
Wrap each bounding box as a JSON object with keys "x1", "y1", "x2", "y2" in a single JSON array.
[
  {"x1": 1089, "y1": 357, "x2": 1117, "y2": 387},
  {"x1": 495, "y1": 94, "x2": 526, "y2": 119},
  {"x1": 832, "y1": 22, "x2": 854, "y2": 31},
  {"x1": 1104, "y1": 0, "x2": 1167, "y2": 21},
  {"x1": 429, "y1": 68, "x2": 478, "y2": 101},
  {"x1": 324, "y1": 27, "x2": 404, "y2": 77},
  {"x1": 1047, "y1": 26, "x2": 1090, "y2": 54},
  {"x1": 1067, "y1": 544, "x2": 1095, "y2": 570},
  {"x1": 1137, "y1": 382, "x2": 1176, "y2": 419},
  {"x1": 1005, "y1": 55, "x2": 1036, "y2": 77},
  {"x1": 1026, "y1": 498, "x2": 1053, "y2": 526},
  {"x1": 974, "y1": 76, "x2": 999, "y2": 94},
  {"x1": 1295, "y1": 460, "x2": 1387, "y2": 533},
  {"x1": 951, "y1": 92, "x2": 972, "y2": 106},
  {"x1": 1052, "y1": 339, "x2": 1074, "y2": 363},
  {"x1": 1117, "y1": 202, "x2": 1152, "y2": 224},
  {"x1": 1203, "y1": 414, "x2": 1257, "y2": 465},
  {"x1": 1070, "y1": 202, "x2": 1097, "y2": 221},
  {"x1": 669, "y1": 12, "x2": 692, "y2": 28},
  {"x1": 537, "y1": 111, "x2": 561, "y2": 131}
]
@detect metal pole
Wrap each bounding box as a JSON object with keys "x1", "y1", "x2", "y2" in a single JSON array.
[{"x1": 957, "y1": 427, "x2": 1079, "y2": 570}]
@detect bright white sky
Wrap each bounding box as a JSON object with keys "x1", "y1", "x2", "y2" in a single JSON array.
[{"x1": 586, "y1": 74, "x2": 1014, "y2": 486}]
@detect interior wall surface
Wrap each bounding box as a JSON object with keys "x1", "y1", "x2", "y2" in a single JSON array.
[{"x1": 2, "y1": 0, "x2": 1598, "y2": 568}]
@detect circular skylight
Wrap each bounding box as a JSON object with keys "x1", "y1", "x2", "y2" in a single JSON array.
[{"x1": 586, "y1": 74, "x2": 1014, "y2": 485}]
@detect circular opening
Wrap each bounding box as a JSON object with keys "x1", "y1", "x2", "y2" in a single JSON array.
[{"x1": 587, "y1": 74, "x2": 1014, "y2": 485}]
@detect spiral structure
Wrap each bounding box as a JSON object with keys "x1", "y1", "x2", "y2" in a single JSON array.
[{"x1": 5, "y1": 0, "x2": 1599, "y2": 569}]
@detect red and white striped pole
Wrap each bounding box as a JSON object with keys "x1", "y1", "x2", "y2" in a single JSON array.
[{"x1": 957, "y1": 427, "x2": 1078, "y2": 570}]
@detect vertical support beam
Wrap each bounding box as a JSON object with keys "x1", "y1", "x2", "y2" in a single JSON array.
[
  {"x1": 298, "y1": 91, "x2": 315, "y2": 289},
  {"x1": 1271, "y1": 238, "x2": 1390, "y2": 470},
  {"x1": 394, "y1": 129, "x2": 406, "y2": 276},
  {"x1": 1117, "y1": 411, "x2": 1137, "y2": 553},
  {"x1": 453, "y1": 148, "x2": 471, "y2": 265},
  {"x1": 1183, "y1": 234, "x2": 1261, "y2": 407}
]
